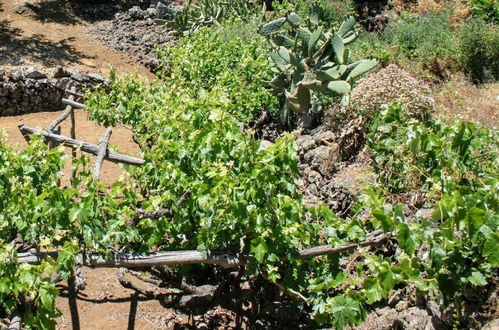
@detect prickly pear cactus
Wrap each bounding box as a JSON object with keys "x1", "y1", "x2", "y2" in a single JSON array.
[{"x1": 259, "y1": 12, "x2": 378, "y2": 125}]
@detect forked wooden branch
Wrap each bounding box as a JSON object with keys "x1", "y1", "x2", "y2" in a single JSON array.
[
  {"x1": 93, "y1": 127, "x2": 113, "y2": 180},
  {"x1": 18, "y1": 125, "x2": 144, "y2": 166},
  {"x1": 47, "y1": 90, "x2": 75, "y2": 132}
]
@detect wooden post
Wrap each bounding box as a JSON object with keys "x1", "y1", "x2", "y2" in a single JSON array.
[
  {"x1": 68, "y1": 87, "x2": 77, "y2": 183},
  {"x1": 47, "y1": 126, "x2": 61, "y2": 149},
  {"x1": 93, "y1": 128, "x2": 113, "y2": 180}
]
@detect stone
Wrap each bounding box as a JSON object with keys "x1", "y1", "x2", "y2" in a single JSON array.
[
  {"x1": 52, "y1": 66, "x2": 70, "y2": 78},
  {"x1": 11, "y1": 70, "x2": 25, "y2": 82},
  {"x1": 145, "y1": 7, "x2": 157, "y2": 18},
  {"x1": 315, "y1": 130, "x2": 335, "y2": 143},
  {"x1": 295, "y1": 134, "x2": 316, "y2": 153},
  {"x1": 87, "y1": 73, "x2": 106, "y2": 83},
  {"x1": 128, "y1": 6, "x2": 145, "y2": 20},
  {"x1": 258, "y1": 140, "x2": 274, "y2": 151},
  {"x1": 307, "y1": 170, "x2": 322, "y2": 184},
  {"x1": 25, "y1": 67, "x2": 46, "y2": 79},
  {"x1": 415, "y1": 208, "x2": 434, "y2": 220}
]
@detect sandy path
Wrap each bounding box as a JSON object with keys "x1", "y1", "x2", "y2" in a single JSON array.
[{"x1": 0, "y1": 0, "x2": 154, "y2": 79}]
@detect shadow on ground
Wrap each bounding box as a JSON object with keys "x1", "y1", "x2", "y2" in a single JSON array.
[
  {"x1": 20, "y1": 0, "x2": 128, "y2": 24},
  {"x1": 24, "y1": 0, "x2": 80, "y2": 25},
  {"x1": 0, "y1": 19, "x2": 94, "y2": 67}
]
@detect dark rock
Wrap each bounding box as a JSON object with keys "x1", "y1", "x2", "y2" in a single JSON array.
[
  {"x1": 87, "y1": 73, "x2": 106, "y2": 83},
  {"x1": 128, "y1": 6, "x2": 145, "y2": 19},
  {"x1": 53, "y1": 67, "x2": 71, "y2": 78},
  {"x1": 25, "y1": 67, "x2": 46, "y2": 79},
  {"x1": 11, "y1": 70, "x2": 25, "y2": 82}
]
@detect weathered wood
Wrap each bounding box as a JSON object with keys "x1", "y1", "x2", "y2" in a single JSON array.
[
  {"x1": 68, "y1": 87, "x2": 77, "y2": 182},
  {"x1": 8, "y1": 311, "x2": 21, "y2": 330},
  {"x1": 16, "y1": 251, "x2": 243, "y2": 269},
  {"x1": 47, "y1": 106, "x2": 72, "y2": 132},
  {"x1": 74, "y1": 253, "x2": 86, "y2": 291},
  {"x1": 18, "y1": 125, "x2": 144, "y2": 166},
  {"x1": 92, "y1": 127, "x2": 113, "y2": 180},
  {"x1": 12, "y1": 234, "x2": 388, "y2": 269},
  {"x1": 65, "y1": 89, "x2": 84, "y2": 98},
  {"x1": 47, "y1": 126, "x2": 61, "y2": 150},
  {"x1": 298, "y1": 233, "x2": 388, "y2": 259},
  {"x1": 62, "y1": 98, "x2": 84, "y2": 109}
]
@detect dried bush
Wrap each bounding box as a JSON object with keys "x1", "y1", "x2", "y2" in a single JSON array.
[{"x1": 349, "y1": 64, "x2": 435, "y2": 120}]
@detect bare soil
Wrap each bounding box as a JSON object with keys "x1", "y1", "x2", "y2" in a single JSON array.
[
  {"x1": 0, "y1": 109, "x2": 140, "y2": 186},
  {"x1": 0, "y1": 0, "x2": 154, "y2": 80}
]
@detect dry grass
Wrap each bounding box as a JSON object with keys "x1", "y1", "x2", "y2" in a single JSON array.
[
  {"x1": 391, "y1": 0, "x2": 470, "y2": 27},
  {"x1": 433, "y1": 73, "x2": 499, "y2": 128}
]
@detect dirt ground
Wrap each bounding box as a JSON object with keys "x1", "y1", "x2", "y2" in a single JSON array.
[
  {"x1": 55, "y1": 268, "x2": 183, "y2": 330},
  {"x1": 0, "y1": 1, "x2": 171, "y2": 327},
  {"x1": 0, "y1": 0, "x2": 154, "y2": 80},
  {"x1": 0, "y1": 109, "x2": 141, "y2": 186}
]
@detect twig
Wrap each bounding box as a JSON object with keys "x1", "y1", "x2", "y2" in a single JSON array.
[
  {"x1": 130, "y1": 190, "x2": 191, "y2": 226},
  {"x1": 118, "y1": 267, "x2": 158, "y2": 298},
  {"x1": 298, "y1": 234, "x2": 388, "y2": 259}
]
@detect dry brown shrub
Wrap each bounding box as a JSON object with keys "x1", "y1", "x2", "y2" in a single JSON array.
[
  {"x1": 434, "y1": 73, "x2": 499, "y2": 128},
  {"x1": 349, "y1": 64, "x2": 435, "y2": 120}
]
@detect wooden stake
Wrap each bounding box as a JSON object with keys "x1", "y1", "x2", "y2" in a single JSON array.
[
  {"x1": 61, "y1": 98, "x2": 84, "y2": 109},
  {"x1": 69, "y1": 87, "x2": 77, "y2": 183},
  {"x1": 15, "y1": 251, "x2": 243, "y2": 269},
  {"x1": 92, "y1": 127, "x2": 112, "y2": 180},
  {"x1": 64, "y1": 89, "x2": 84, "y2": 98}
]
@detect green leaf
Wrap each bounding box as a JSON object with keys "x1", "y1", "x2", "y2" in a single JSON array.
[
  {"x1": 332, "y1": 32, "x2": 344, "y2": 64},
  {"x1": 483, "y1": 232, "x2": 499, "y2": 266},
  {"x1": 278, "y1": 47, "x2": 291, "y2": 63},
  {"x1": 308, "y1": 26, "x2": 323, "y2": 57},
  {"x1": 326, "y1": 81, "x2": 351, "y2": 94},
  {"x1": 259, "y1": 17, "x2": 287, "y2": 36},
  {"x1": 397, "y1": 223, "x2": 417, "y2": 255},
  {"x1": 251, "y1": 238, "x2": 268, "y2": 263},
  {"x1": 270, "y1": 51, "x2": 286, "y2": 71},
  {"x1": 286, "y1": 12, "x2": 302, "y2": 27},
  {"x1": 297, "y1": 28, "x2": 312, "y2": 44},
  {"x1": 339, "y1": 16, "x2": 356, "y2": 37},
  {"x1": 346, "y1": 59, "x2": 378, "y2": 81},
  {"x1": 468, "y1": 271, "x2": 488, "y2": 286}
]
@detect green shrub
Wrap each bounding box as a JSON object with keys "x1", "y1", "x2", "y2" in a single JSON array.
[
  {"x1": 351, "y1": 11, "x2": 460, "y2": 80},
  {"x1": 469, "y1": 0, "x2": 499, "y2": 23},
  {"x1": 272, "y1": 0, "x2": 356, "y2": 26},
  {"x1": 382, "y1": 12, "x2": 458, "y2": 61},
  {"x1": 459, "y1": 18, "x2": 499, "y2": 83}
]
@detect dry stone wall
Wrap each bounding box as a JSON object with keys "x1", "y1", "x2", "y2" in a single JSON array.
[{"x1": 0, "y1": 67, "x2": 106, "y2": 117}]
